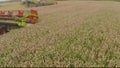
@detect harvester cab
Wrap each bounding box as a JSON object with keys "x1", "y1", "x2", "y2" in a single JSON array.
[{"x1": 0, "y1": 9, "x2": 39, "y2": 34}]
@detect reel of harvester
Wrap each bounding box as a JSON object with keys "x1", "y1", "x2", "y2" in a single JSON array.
[{"x1": 0, "y1": 9, "x2": 39, "y2": 34}]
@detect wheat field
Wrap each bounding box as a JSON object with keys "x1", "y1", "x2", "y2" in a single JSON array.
[{"x1": 0, "y1": 1, "x2": 120, "y2": 67}]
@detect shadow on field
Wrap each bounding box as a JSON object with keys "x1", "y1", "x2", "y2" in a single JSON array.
[{"x1": 0, "y1": 22, "x2": 21, "y2": 35}]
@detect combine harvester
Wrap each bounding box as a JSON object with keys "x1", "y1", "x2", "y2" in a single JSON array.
[
  {"x1": 0, "y1": 9, "x2": 39, "y2": 35},
  {"x1": 22, "y1": 0, "x2": 57, "y2": 7}
]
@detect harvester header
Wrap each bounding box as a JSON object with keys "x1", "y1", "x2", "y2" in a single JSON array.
[
  {"x1": 0, "y1": 9, "x2": 39, "y2": 27},
  {"x1": 0, "y1": 9, "x2": 39, "y2": 35}
]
